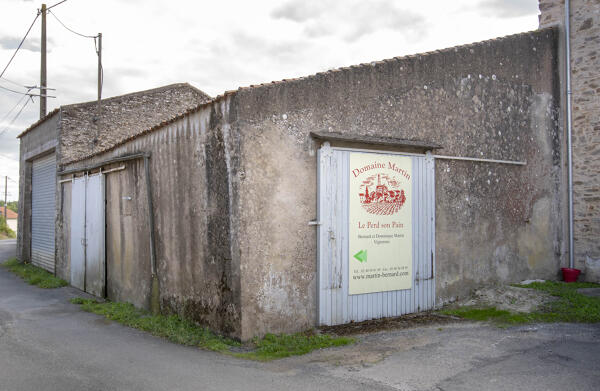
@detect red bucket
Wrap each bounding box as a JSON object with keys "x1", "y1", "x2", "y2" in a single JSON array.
[{"x1": 561, "y1": 268, "x2": 581, "y2": 283}]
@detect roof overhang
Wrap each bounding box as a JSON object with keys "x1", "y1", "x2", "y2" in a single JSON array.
[{"x1": 310, "y1": 131, "x2": 442, "y2": 151}]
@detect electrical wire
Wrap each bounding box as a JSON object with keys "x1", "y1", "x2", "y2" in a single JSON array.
[
  {"x1": 0, "y1": 96, "x2": 33, "y2": 137},
  {"x1": 48, "y1": 9, "x2": 97, "y2": 39},
  {"x1": 0, "y1": 84, "x2": 32, "y2": 96},
  {"x1": 0, "y1": 92, "x2": 29, "y2": 125},
  {"x1": 47, "y1": 0, "x2": 68, "y2": 11},
  {"x1": 48, "y1": 8, "x2": 101, "y2": 103},
  {"x1": 0, "y1": 76, "x2": 28, "y2": 88},
  {"x1": 0, "y1": 153, "x2": 16, "y2": 161},
  {"x1": 0, "y1": 12, "x2": 40, "y2": 79}
]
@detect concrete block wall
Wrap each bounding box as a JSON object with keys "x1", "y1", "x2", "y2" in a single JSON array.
[{"x1": 230, "y1": 28, "x2": 564, "y2": 339}]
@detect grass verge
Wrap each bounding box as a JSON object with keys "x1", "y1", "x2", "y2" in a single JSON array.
[
  {"x1": 2, "y1": 258, "x2": 68, "y2": 288},
  {"x1": 70, "y1": 298, "x2": 354, "y2": 360},
  {"x1": 441, "y1": 281, "x2": 600, "y2": 326},
  {"x1": 0, "y1": 216, "x2": 16, "y2": 239},
  {"x1": 236, "y1": 332, "x2": 354, "y2": 361}
]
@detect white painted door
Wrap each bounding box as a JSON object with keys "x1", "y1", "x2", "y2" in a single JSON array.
[
  {"x1": 85, "y1": 174, "x2": 105, "y2": 297},
  {"x1": 317, "y1": 144, "x2": 436, "y2": 326},
  {"x1": 70, "y1": 174, "x2": 105, "y2": 296},
  {"x1": 70, "y1": 177, "x2": 86, "y2": 290}
]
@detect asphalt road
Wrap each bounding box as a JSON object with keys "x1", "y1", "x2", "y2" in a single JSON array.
[
  {"x1": 1, "y1": 240, "x2": 599, "y2": 391},
  {"x1": 0, "y1": 239, "x2": 16, "y2": 261}
]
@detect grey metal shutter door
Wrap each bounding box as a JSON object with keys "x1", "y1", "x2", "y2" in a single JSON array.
[
  {"x1": 31, "y1": 153, "x2": 56, "y2": 272},
  {"x1": 317, "y1": 146, "x2": 435, "y2": 326}
]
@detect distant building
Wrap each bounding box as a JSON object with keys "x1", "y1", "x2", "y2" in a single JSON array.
[{"x1": 0, "y1": 208, "x2": 18, "y2": 233}]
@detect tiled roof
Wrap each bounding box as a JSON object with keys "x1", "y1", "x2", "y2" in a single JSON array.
[
  {"x1": 0, "y1": 208, "x2": 18, "y2": 219},
  {"x1": 59, "y1": 83, "x2": 211, "y2": 164}
]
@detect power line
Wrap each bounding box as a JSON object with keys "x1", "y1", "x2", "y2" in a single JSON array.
[
  {"x1": 0, "y1": 83, "x2": 54, "y2": 98},
  {"x1": 0, "y1": 153, "x2": 16, "y2": 160},
  {"x1": 48, "y1": 9, "x2": 97, "y2": 39},
  {"x1": 0, "y1": 92, "x2": 29, "y2": 125},
  {"x1": 0, "y1": 76, "x2": 43, "y2": 92},
  {"x1": 47, "y1": 0, "x2": 68, "y2": 11},
  {"x1": 0, "y1": 96, "x2": 33, "y2": 137},
  {"x1": 0, "y1": 11, "x2": 40, "y2": 79},
  {"x1": 0, "y1": 84, "x2": 31, "y2": 95},
  {"x1": 0, "y1": 76, "x2": 28, "y2": 88}
]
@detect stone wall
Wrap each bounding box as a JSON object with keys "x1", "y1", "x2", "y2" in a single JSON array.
[
  {"x1": 539, "y1": 0, "x2": 600, "y2": 269},
  {"x1": 230, "y1": 28, "x2": 563, "y2": 339}
]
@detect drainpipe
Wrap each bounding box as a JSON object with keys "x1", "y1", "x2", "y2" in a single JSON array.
[
  {"x1": 565, "y1": 0, "x2": 574, "y2": 269},
  {"x1": 144, "y1": 155, "x2": 160, "y2": 314}
]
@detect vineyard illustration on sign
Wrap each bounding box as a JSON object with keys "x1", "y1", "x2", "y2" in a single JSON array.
[{"x1": 359, "y1": 173, "x2": 407, "y2": 215}]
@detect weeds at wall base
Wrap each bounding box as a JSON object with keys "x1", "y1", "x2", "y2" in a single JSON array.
[
  {"x1": 69, "y1": 298, "x2": 354, "y2": 360},
  {"x1": 0, "y1": 216, "x2": 16, "y2": 239},
  {"x1": 1, "y1": 258, "x2": 67, "y2": 288},
  {"x1": 441, "y1": 281, "x2": 600, "y2": 325}
]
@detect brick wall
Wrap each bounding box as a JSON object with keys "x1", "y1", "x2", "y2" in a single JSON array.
[{"x1": 539, "y1": 0, "x2": 600, "y2": 267}]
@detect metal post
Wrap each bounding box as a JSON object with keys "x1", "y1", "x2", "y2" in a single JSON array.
[
  {"x1": 565, "y1": 0, "x2": 574, "y2": 269},
  {"x1": 96, "y1": 33, "x2": 102, "y2": 117},
  {"x1": 3, "y1": 176, "x2": 7, "y2": 224},
  {"x1": 144, "y1": 156, "x2": 160, "y2": 315},
  {"x1": 40, "y1": 3, "x2": 47, "y2": 118}
]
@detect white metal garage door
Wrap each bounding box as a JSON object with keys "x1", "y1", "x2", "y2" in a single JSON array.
[
  {"x1": 317, "y1": 144, "x2": 435, "y2": 326},
  {"x1": 70, "y1": 174, "x2": 106, "y2": 296},
  {"x1": 31, "y1": 153, "x2": 56, "y2": 273}
]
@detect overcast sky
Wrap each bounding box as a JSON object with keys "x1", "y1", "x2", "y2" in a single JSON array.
[{"x1": 0, "y1": 0, "x2": 540, "y2": 201}]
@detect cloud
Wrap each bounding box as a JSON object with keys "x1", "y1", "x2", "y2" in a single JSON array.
[
  {"x1": 476, "y1": 0, "x2": 539, "y2": 18},
  {"x1": 0, "y1": 36, "x2": 56, "y2": 53},
  {"x1": 0, "y1": 36, "x2": 40, "y2": 52},
  {"x1": 271, "y1": 0, "x2": 426, "y2": 42},
  {"x1": 271, "y1": 1, "x2": 326, "y2": 22}
]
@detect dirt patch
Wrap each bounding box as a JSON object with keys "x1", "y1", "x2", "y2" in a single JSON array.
[
  {"x1": 450, "y1": 285, "x2": 556, "y2": 313},
  {"x1": 317, "y1": 285, "x2": 553, "y2": 337},
  {"x1": 320, "y1": 312, "x2": 461, "y2": 336}
]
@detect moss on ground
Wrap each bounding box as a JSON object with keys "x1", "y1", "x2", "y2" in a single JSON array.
[
  {"x1": 2, "y1": 258, "x2": 67, "y2": 288},
  {"x1": 441, "y1": 281, "x2": 600, "y2": 326},
  {"x1": 70, "y1": 298, "x2": 353, "y2": 360}
]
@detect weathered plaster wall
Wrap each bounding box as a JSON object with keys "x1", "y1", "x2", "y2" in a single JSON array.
[
  {"x1": 540, "y1": 0, "x2": 600, "y2": 268},
  {"x1": 59, "y1": 103, "x2": 242, "y2": 337},
  {"x1": 55, "y1": 180, "x2": 70, "y2": 281},
  {"x1": 231, "y1": 28, "x2": 562, "y2": 339},
  {"x1": 17, "y1": 111, "x2": 60, "y2": 263},
  {"x1": 104, "y1": 161, "x2": 151, "y2": 308}
]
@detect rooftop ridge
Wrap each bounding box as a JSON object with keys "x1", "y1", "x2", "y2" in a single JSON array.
[
  {"x1": 61, "y1": 82, "x2": 210, "y2": 110},
  {"x1": 17, "y1": 83, "x2": 210, "y2": 138},
  {"x1": 222, "y1": 27, "x2": 555, "y2": 96},
  {"x1": 58, "y1": 27, "x2": 557, "y2": 165}
]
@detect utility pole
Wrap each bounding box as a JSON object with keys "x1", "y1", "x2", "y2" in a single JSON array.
[
  {"x1": 3, "y1": 176, "x2": 7, "y2": 224},
  {"x1": 40, "y1": 3, "x2": 47, "y2": 119},
  {"x1": 96, "y1": 32, "x2": 102, "y2": 116}
]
